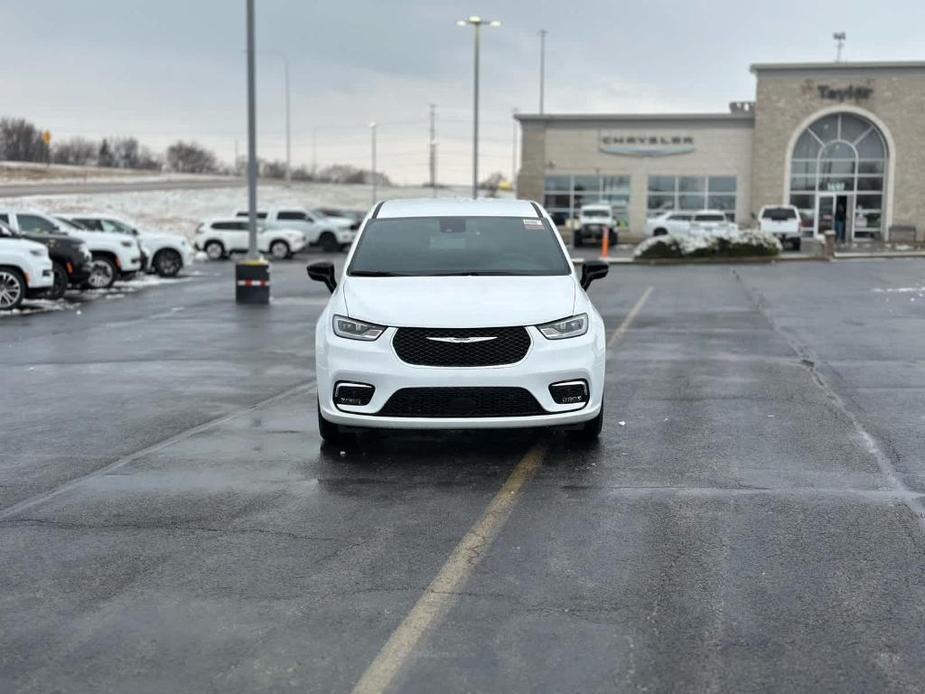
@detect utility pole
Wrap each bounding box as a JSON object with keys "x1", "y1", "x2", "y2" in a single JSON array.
[
  {"x1": 833, "y1": 32, "x2": 846, "y2": 62},
  {"x1": 539, "y1": 29, "x2": 547, "y2": 114},
  {"x1": 429, "y1": 104, "x2": 437, "y2": 196},
  {"x1": 283, "y1": 55, "x2": 291, "y2": 185},
  {"x1": 311, "y1": 127, "x2": 317, "y2": 176},
  {"x1": 370, "y1": 122, "x2": 377, "y2": 206},
  {"x1": 512, "y1": 107, "x2": 519, "y2": 197}
]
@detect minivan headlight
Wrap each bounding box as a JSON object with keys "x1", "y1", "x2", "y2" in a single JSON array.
[
  {"x1": 537, "y1": 313, "x2": 588, "y2": 340},
  {"x1": 332, "y1": 314, "x2": 385, "y2": 341}
]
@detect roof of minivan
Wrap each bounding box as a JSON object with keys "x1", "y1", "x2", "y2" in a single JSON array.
[{"x1": 376, "y1": 198, "x2": 538, "y2": 219}]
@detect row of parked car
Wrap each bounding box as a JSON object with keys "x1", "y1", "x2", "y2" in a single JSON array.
[
  {"x1": 193, "y1": 207, "x2": 362, "y2": 260},
  {"x1": 0, "y1": 208, "x2": 194, "y2": 310}
]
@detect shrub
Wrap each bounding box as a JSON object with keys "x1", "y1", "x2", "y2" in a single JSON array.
[{"x1": 635, "y1": 229, "x2": 782, "y2": 260}]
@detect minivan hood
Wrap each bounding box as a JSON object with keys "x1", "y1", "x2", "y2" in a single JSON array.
[{"x1": 342, "y1": 275, "x2": 577, "y2": 328}]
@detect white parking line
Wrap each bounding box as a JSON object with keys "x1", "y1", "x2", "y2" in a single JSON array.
[{"x1": 608, "y1": 286, "x2": 653, "y2": 349}]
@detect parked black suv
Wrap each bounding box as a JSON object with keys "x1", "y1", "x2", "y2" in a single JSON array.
[{"x1": 0, "y1": 220, "x2": 92, "y2": 299}]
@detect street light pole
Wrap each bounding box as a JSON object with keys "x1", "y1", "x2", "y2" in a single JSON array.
[
  {"x1": 512, "y1": 107, "x2": 518, "y2": 197},
  {"x1": 457, "y1": 16, "x2": 501, "y2": 200},
  {"x1": 283, "y1": 55, "x2": 290, "y2": 185},
  {"x1": 245, "y1": 0, "x2": 258, "y2": 260},
  {"x1": 539, "y1": 29, "x2": 547, "y2": 114},
  {"x1": 370, "y1": 122, "x2": 377, "y2": 206}
]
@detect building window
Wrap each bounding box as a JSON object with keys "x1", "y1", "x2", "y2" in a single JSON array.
[
  {"x1": 788, "y1": 112, "x2": 888, "y2": 236},
  {"x1": 646, "y1": 175, "x2": 737, "y2": 220},
  {"x1": 543, "y1": 175, "x2": 630, "y2": 226}
]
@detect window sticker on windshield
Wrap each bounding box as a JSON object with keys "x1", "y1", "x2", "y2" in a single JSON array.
[{"x1": 523, "y1": 218, "x2": 544, "y2": 229}]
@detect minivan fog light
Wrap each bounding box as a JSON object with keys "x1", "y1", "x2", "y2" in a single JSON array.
[
  {"x1": 549, "y1": 380, "x2": 588, "y2": 405},
  {"x1": 334, "y1": 382, "x2": 375, "y2": 407}
]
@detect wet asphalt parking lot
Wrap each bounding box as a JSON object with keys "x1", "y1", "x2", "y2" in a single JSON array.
[{"x1": 2, "y1": 256, "x2": 925, "y2": 693}]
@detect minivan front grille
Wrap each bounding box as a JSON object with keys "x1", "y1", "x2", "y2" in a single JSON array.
[
  {"x1": 377, "y1": 387, "x2": 544, "y2": 418},
  {"x1": 392, "y1": 326, "x2": 530, "y2": 367}
]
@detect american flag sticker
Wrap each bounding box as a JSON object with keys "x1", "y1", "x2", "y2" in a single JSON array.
[{"x1": 523, "y1": 218, "x2": 544, "y2": 229}]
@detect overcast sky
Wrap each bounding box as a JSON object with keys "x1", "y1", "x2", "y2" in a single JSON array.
[{"x1": 3, "y1": 0, "x2": 924, "y2": 184}]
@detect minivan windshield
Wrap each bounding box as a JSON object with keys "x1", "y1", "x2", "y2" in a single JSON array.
[
  {"x1": 582, "y1": 209, "x2": 609, "y2": 217},
  {"x1": 348, "y1": 216, "x2": 571, "y2": 277}
]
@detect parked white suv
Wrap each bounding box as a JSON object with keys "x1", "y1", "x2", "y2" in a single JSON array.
[
  {"x1": 234, "y1": 208, "x2": 357, "y2": 252},
  {"x1": 0, "y1": 209, "x2": 142, "y2": 289},
  {"x1": 758, "y1": 205, "x2": 802, "y2": 250},
  {"x1": 194, "y1": 217, "x2": 308, "y2": 260},
  {"x1": 306, "y1": 198, "x2": 610, "y2": 444},
  {"x1": 0, "y1": 224, "x2": 54, "y2": 310},
  {"x1": 645, "y1": 210, "x2": 737, "y2": 237},
  {"x1": 63, "y1": 214, "x2": 195, "y2": 277}
]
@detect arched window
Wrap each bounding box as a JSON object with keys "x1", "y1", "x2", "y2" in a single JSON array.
[{"x1": 790, "y1": 113, "x2": 888, "y2": 236}]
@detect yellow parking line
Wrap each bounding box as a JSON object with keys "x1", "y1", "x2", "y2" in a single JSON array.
[
  {"x1": 608, "y1": 286, "x2": 653, "y2": 349},
  {"x1": 351, "y1": 287, "x2": 654, "y2": 693},
  {"x1": 350, "y1": 443, "x2": 547, "y2": 694}
]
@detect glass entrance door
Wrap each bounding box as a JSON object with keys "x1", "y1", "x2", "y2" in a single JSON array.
[{"x1": 815, "y1": 194, "x2": 836, "y2": 238}]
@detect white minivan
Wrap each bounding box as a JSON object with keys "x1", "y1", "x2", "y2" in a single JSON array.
[
  {"x1": 758, "y1": 205, "x2": 802, "y2": 250},
  {"x1": 306, "y1": 198, "x2": 610, "y2": 444}
]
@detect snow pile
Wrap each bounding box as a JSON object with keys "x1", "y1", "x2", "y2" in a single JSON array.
[{"x1": 635, "y1": 229, "x2": 782, "y2": 259}]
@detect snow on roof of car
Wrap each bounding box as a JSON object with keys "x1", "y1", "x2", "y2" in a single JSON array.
[{"x1": 376, "y1": 197, "x2": 539, "y2": 219}]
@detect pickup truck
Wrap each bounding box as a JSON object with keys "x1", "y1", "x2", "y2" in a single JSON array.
[
  {"x1": 0, "y1": 224, "x2": 54, "y2": 309},
  {"x1": 574, "y1": 204, "x2": 618, "y2": 248},
  {"x1": 233, "y1": 207, "x2": 358, "y2": 252},
  {"x1": 0, "y1": 209, "x2": 142, "y2": 289},
  {"x1": 758, "y1": 204, "x2": 802, "y2": 250}
]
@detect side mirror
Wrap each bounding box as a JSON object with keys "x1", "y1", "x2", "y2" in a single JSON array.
[
  {"x1": 580, "y1": 259, "x2": 609, "y2": 290},
  {"x1": 307, "y1": 261, "x2": 337, "y2": 293}
]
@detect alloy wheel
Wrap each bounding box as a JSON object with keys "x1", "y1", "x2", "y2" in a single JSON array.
[
  {"x1": 0, "y1": 270, "x2": 23, "y2": 309},
  {"x1": 88, "y1": 260, "x2": 114, "y2": 289}
]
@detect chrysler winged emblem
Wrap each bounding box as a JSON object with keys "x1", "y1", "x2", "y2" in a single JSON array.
[{"x1": 426, "y1": 335, "x2": 498, "y2": 344}]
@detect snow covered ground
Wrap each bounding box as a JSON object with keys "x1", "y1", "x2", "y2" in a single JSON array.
[
  {"x1": 1, "y1": 181, "x2": 479, "y2": 240},
  {"x1": 0, "y1": 161, "x2": 219, "y2": 184}
]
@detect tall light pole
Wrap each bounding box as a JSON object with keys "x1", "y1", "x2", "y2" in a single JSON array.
[
  {"x1": 258, "y1": 50, "x2": 291, "y2": 185},
  {"x1": 457, "y1": 16, "x2": 501, "y2": 199},
  {"x1": 538, "y1": 29, "x2": 547, "y2": 114},
  {"x1": 245, "y1": 0, "x2": 258, "y2": 260},
  {"x1": 370, "y1": 122, "x2": 377, "y2": 206},
  {"x1": 833, "y1": 32, "x2": 846, "y2": 62}
]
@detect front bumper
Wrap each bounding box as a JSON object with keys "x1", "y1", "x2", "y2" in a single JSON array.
[
  {"x1": 317, "y1": 324, "x2": 606, "y2": 429},
  {"x1": 68, "y1": 260, "x2": 94, "y2": 284}
]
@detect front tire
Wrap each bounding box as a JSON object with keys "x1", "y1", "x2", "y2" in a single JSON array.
[
  {"x1": 569, "y1": 404, "x2": 603, "y2": 441},
  {"x1": 153, "y1": 249, "x2": 183, "y2": 277},
  {"x1": 608, "y1": 229, "x2": 618, "y2": 245},
  {"x1": 573, "y1": 230, "x2": 583, "y2": 248},
  {"x1": 85, "y1": 255, "x2": 117, "y2": 289},
  {"x1": 791, "y1": 238, "x2": 802, "y2": 251},
  {"x1": 653, "y1": 228, "x2": 668, "y2": 237},
  {"x1": 204, "y1": 241, "x2": 225, "y2": 261},
  {"x1": 318, "y1": 399, "x2": 349, "y2": 445},
  {"x1": 269, "y1": 240, "x2": 291, "y2": 260},
  {"x1": 49, "y1": 263, "x2": 68, "y2": 300},
  {"x1": 0, "y1": 267, "x2": 26, "y2": 310}
]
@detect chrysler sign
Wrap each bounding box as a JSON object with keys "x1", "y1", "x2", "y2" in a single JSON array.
[{"x1": 599, "y1": 134, "x2": 695, "y2": 157}]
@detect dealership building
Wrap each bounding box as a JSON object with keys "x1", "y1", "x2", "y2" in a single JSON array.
[{"x1": 516, "y1": 61, "x2": 925, "y2": 241}]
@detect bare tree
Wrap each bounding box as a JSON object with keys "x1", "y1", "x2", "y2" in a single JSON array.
[
  {"x1": 0, "y1": 117, "x2": 49, "y2": 162},
  {"x1": 165, "y1": 141, "x2": 218, "y2": 174},
  {"x1": 51, "y1": 137, "x2": 98, "y2": 166}
]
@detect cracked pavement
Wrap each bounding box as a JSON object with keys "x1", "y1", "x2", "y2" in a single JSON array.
[{"x1": 2, "y1": 257, "x2": 925, "y2": 692}]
